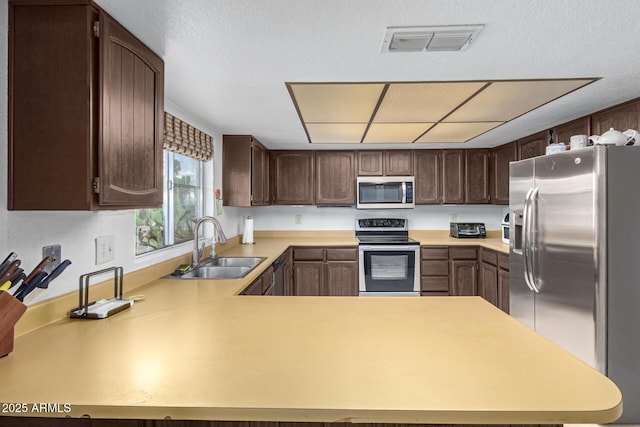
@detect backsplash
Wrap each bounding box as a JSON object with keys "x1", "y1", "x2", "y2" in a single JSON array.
[{"x1": 247, "y1": 204, "x2": 508, "y2": 232}]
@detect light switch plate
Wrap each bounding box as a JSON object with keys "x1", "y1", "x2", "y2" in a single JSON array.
[
  {"x1": 95, "y1": 235, "x2": 115, "y2": 264},
  {"x1": 42, "y1": 245, "x2": 62, "y2": 274}
]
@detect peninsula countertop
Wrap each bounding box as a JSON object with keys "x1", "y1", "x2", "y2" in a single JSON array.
[{"x1": 0, "y1": 233, "x2": 621, "y2": 424}]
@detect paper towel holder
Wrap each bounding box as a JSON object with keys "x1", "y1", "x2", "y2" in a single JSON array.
[{"x1": 242, "y1": 215, "x2": 255, "y2": 245}]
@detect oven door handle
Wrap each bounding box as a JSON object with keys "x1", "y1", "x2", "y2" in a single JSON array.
[{"x1": 359, "y1": 245, "x2": 419, "y2": 251}]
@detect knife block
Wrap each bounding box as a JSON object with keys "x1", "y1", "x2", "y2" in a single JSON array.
[{"x1": 0, "y1": 291, "x2": 27, "y2": 357}]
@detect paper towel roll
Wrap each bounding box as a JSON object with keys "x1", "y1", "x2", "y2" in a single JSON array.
[{"x1": 242, "y1": 216, "x2": 254, "y2": 244}]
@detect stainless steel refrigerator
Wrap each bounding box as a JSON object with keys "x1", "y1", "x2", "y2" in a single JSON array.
[{"x1": 509, "y1": 145, "x2": 640, "y2": 423}]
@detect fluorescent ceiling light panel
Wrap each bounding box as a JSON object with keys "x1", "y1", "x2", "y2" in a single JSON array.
[
  {"x1": 444, "y1": 79, "x2": 595, "y2": 122},
  {"x1": 373, "y1": 82, "x2": 486, "y2": 122},
  {"x1": 416, "y1": 122, "x2": 503, "y2": 143},
  {"x1": 305, "y1": 123, "x2": 368, "y2": 143},
  {"x1": 289, "y1": 83, "x2": 384, "y2": 123},
  {"x1": 363, "y1": 123, "x2": 433, "y2": 143},
  {"x1": 287, "y1": 78, "x2": 597, "y2": 144}
]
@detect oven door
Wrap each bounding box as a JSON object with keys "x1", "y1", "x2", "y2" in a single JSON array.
[{"x1": 358, "y1": 245, "x2": 420, "y2": 296}]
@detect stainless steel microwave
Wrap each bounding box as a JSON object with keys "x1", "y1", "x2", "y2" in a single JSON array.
[{"x1": 356, "y1": 176, "x2": 415, "y2": 209}]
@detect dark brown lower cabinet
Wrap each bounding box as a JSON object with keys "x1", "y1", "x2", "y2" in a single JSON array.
[
  {"x1": 450, "y1": 247, "x2": 478, "y2": 296},
  {"x1": 284, "y1": 248, "x2": 294, "y2": 296},
  {"x1": 479, "y1": 262, "x2": 499, "y2": 305},
  {"x1": 241, "y1": 266, "x2": 274, "y2": 296},
  {"x1": 478, "y1": 248, "x2": 510, "y2": 313},
  {"x1": 450, "y1": 260, "x2": 478, "y2": 296},
  {"x1": 292, "y1": 246, "x2": 358, "y2": 296},
  {"x1": 420, "y1": 246, "x2": 450, "y2": 296},
  {"x1": 293, "y1": 261, "x2": 324, "y2": 296},
  {"x1": 0, "y1": 418, "x2": 562, "y2": 427},
  {"x1": 498, "y1": 268, "x2": 510, "y2": 313},
  {"x1": 326, "y1": 261, "x2": 358, "y2": 296}
]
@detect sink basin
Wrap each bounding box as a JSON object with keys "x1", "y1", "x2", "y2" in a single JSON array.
[
  {"x1": 166, "y1": 257, "x2": 267, "y2": 280},
  {"x1": 180, "y1": 266, "x2": 252, "y2": 279},
  {"x1": 206, "y1": 257, "x2": 265, "y2": 268}
]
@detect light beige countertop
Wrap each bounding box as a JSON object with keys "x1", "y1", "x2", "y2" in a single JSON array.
[{"x1": 0, "y1": 232, "x2": 620, "y2": 423}]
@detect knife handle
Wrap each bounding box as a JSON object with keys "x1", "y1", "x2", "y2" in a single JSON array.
[
  {"x1": 14, "y1": 271, "x2": 48, "y2": 302},
  {"x1": 0, "y1": 260, "x2": 21, "y2": 284},
  {"x1": 37, "y1": 259, "x2": 71, "y2": 289},
  {"x1": 23, "y1": 256, "x2": 52, "y2": 285}
]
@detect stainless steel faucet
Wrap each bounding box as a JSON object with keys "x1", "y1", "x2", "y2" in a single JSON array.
[{"x1": 192, "y1": 216, "x2": 228, "y2": 267}]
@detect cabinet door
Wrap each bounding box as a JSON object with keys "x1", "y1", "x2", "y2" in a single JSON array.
[
  {"x1": 465, "y1": 149, "x2": 490, "y2": 204},
  {"x1": 490, "y1": 142, "x2": 517, "y2": 205},
  {"x1": 251, "y1": 142, "x2": 267, "y2": 206},
  {"x1": 414, "y1": 150, "x2": 442, "y2": 204},
  {"x1": 498, "y1": 268, "x2": 510, "y2": 313},
  {"x1": 442, "y1": 150, "x2": 465, "y2": 204},
  {"x1": 315, "y1": 151, "x2": 356, "y2": 205},
  {"x1": 357, "y1": 151, "x2": 383, "y2": 176},
  {"x1": 293, "y1": 261, "x2": 324, "y2": 296},
  {"x1": 479, "y1": 262, "x2": 499, "y2": 307},
  {"x1": 517, "y1": 131, "x2": 548, "y2": 160},
  {"x1": 384, "y1": 151, "x2": 413, "y2": 176},
  {"x1": 261, "y1": 266, "x2": 274, "y2": 295},
  {"x1": 242, "y1": 277, "x2": 263, "y2": 295},
  {"x1": 274, "y1": 151, "x2": 315, "y2": 205},
  {"x1": 450, "y1": 260, "x2": 478, "y2": 296},
  {"x1": 284, "y1": 248, "x2": 294, "y2": 296},
  {"x1": 553, "y1": 116, "x2": 590, "y2": 145},
  {"x1": 325, "y1": 261, "x2": 359, "y2": 296},
  {"x1": 591, "y1": 100, "x2": 640, "y2": 136},
  {"x1": 100, "y1": 12, "x2": 164, "y2": 207},
  {"x1": 9, "y1": 4, "x2": 97, "y2": 210}
]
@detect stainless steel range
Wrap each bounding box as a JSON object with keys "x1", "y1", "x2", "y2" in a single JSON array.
[{"x1": 356, "y1": 218, "x2": 420, "y2": 296}]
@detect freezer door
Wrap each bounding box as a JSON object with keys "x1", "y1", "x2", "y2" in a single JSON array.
[
  {"x1": 532, "y1": 149, "x2": 597, "y2": 368},
  {"x1": 509, "y1": 158, "x2": 535, "y2": 329}
]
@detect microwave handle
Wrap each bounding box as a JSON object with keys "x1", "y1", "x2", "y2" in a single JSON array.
[{"x1": 401, "y1": 182, "x2": 406, "y2": 204}]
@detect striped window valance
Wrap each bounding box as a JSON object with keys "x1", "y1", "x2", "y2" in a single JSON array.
[{"x1": 163, "y1": 112, "x2": 214, "y2": 161}]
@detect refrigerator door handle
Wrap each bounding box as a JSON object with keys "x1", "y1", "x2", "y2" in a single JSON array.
[
  {"x1": 528, "y1": 188, "x2": 541, "y2": 293},
  {"x1": 522, "y1": 188, "x2": 538, "y2": 293}
]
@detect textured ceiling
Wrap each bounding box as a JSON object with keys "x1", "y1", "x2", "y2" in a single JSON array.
[{"x1": 95, "y1": 0, "x2": 640, "y2": 149}]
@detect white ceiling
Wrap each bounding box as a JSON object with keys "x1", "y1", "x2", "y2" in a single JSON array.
[{"x1": 94, "y1": 0, "x2": 640, "y2": 150}]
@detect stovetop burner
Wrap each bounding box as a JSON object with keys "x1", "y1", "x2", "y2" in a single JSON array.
[
  {"x1": 357, "y1": 235, "x2": 419, "y2": 245},
  {"x1": 355, "y1": 218, "x2": 418, "y2": 246}
]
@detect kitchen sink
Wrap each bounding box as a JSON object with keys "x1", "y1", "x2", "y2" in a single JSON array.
[
  {"x1": 179, "y1": 266, "x2": 252, "y2": 279},
  {"x1": 166, "y1": 257, "x2": 266, "y2": 280},
  {"x1": 206, "y1": 257, "x2": 265, "y2": 268}
]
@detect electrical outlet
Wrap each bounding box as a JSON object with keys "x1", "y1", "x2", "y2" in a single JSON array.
[
  {"x1": 42, "y1": 245, "x2": 62, "y2": 274},
  {"x1": 95, "y1": 235, "x2": 115, "y2": 264},
  {"x1": 295, "y1": 214, "x2": 302, "y2": 224},
  {"x1": 450, "y1": 213, "x2": 457, "y2": 222}
]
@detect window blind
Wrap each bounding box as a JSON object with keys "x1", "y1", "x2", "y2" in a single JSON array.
[{"x1": 163, "y1": 112, "x2": 214, "y2": 161}]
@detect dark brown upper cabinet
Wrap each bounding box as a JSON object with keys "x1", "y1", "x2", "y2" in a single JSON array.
[
  {"x1": 222, "y1": 135, "x2": 270, "y2": 207},
  {"x1": 315, "y1": 151, "x2": 356, "y2": 205},
  {"x1": 413, "y1": 150, "x2": 442, "y2": 204},
  {"x1": 591, "y1": 99, "x2": 640, "y2": 136},
  {"x1": 357, "y1": 151, "x2": 384, "y2": 176},
  {"x1": 553, "y1": 116, "x2": 591, "y2": 145},
  {"x1": 517, "y1": 131, "x2": 549, "y2": 160},
  {"x1": 490, "y1": 142, "x2": 517, "y2": 205},
  {"x1": 273, "y1": 151, "x2": 315, "y2": 205},
  {"x1": 8, "y1": 1, "x2": 164, "y2": 210},
  {"x1": 464, "y1": 149, "x2": 490, "y2": 204},
  {"x1": 384, "y1": 151, "x2": 413, "y2": 176},
  {"x1": 442, "y1": 150, "x2": 465, "y2": 204},
  {"x1": 356, "y1": 150, "x2": 412, "y2": 176}
]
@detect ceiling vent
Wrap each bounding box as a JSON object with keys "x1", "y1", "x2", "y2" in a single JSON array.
[{"x1": 381, "y1": 25, "x2": 484, "y2": 53}]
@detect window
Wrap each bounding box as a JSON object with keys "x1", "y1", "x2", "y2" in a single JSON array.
[{"x1": 135, "y1": 151, "x2": 203, "y2": 255}]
